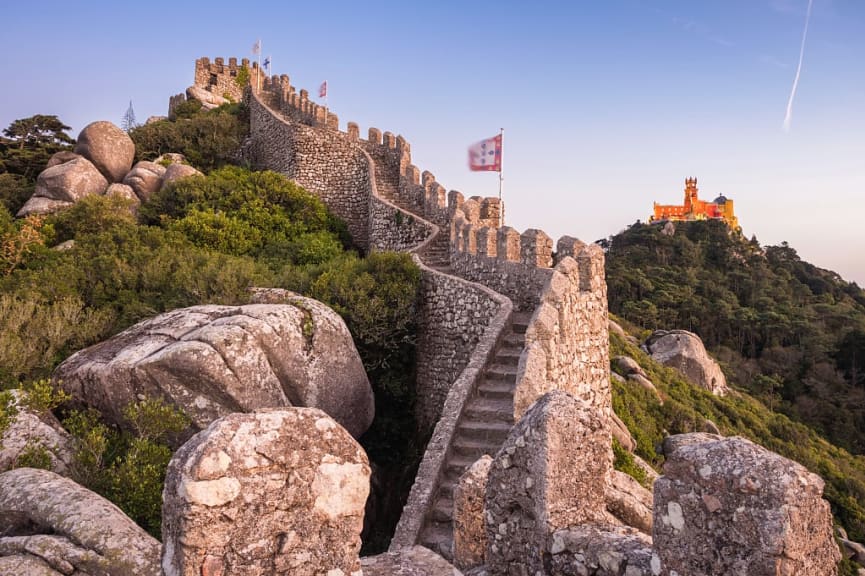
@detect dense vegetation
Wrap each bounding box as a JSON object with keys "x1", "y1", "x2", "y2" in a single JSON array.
[
  {"x1": 0, "y1": 109, "x2": 422, "y2": 547},
  {"x1": 604, "y1": 220, "x2": 865, "y2": 454},
  {"x1": 610, "y1": 321, "x2": 865, "y2": 542}
]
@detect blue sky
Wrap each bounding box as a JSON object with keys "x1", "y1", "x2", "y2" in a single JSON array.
[{"x1": 2, "y1": 1, "x2": 863, "y2": 284}]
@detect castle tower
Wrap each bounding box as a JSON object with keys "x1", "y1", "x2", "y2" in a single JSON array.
[{"x1": 684, "y1": 177, "x2": 698, "y2": 210}]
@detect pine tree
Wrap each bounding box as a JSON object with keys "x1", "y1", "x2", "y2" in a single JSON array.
[{"x1": 122, "y1": 101, "x2": 138, "y2": 133}]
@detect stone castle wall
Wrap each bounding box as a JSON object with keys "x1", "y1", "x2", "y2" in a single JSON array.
[
  {"x1": 247, "y1": 79, "x2": 507, "y2": 432},
  {"x1": 248, "y1": 94, "x2": 371, "y2": 246},
  {"x1": 237, "y1": 59, "x2": 612, "y2": 552}
]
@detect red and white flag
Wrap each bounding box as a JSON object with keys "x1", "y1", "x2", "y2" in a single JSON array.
[
  {"x1": 252, "y1": 39, "x2": 261, "y2": 56},
  {"x1": 468, "y1": 134, "x2": 502, "y2": 172},
  {"x1": 319, "y1": 81, "x2": 328, "y2": 98}
]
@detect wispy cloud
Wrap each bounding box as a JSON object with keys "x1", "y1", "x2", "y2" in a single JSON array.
[{"x1": 783, "y1": 0, "x2": 814, "y2": 132}]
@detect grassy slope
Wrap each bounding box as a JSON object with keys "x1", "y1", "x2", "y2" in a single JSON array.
[{"x1": 610, "y1": 317, "x2": 865, "y2": 544}]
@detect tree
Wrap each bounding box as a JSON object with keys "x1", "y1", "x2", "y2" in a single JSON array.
[
  {"x1": 0, "y1": 115, "x2": 75, "y2": 180},
  {"x1": 121, "y1": 101, "x2": 138, "y2": 133},
  {"x1": 2, "y1": 115, "x2": 73, "y2": 149}
]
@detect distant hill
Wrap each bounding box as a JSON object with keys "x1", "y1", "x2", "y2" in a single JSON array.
[{"x1": 603, "y1": 220, "x2": 865, "y2": 455}]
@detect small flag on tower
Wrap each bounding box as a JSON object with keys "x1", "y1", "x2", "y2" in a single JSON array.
[
  {"x1": 263, "y1": 56, "x2": 271, "y2": 73},
  {"x1": 252, "y1": 39, "x2": 261, "y2": 55},
  {"x1": 468, "y1": 134, "x2": 502, "y2": 172},
  {"x1": 319, "y1": 81, "x2": 328, "y2": 98}
]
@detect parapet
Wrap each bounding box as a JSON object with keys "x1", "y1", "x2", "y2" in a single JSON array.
[{"x1": 194, "y1": 56, "x2": 261, "y2": 103}]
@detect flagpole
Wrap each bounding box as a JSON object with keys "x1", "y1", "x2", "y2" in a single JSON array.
[{"x1": 499, "y1": 127, "x2": 504, "y2": 226}]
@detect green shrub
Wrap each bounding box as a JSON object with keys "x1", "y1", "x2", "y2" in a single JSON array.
[
  {"x1": 130, "y1": 103, "x2": 247, "y2": 171},
  {"x1": 143, "y1": 166, "x2": 350, "y2": 266},
  {"x1": 63, "y1": 397, "x2": 188, "y2": 537}
]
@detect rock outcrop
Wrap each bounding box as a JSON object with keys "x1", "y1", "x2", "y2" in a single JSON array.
[
  {"x1": 645, "y1": 330, "x2": 729, "y2": 395},
  {"x1": 653, "y1": 434, "x2": 840, "y2": 576},
  {"x1": 160, "y1": 163, "x2": 203, "y2": 190},
  {"x1": 605, "y1": 470, "x2": 653, "y2": 535},
  {"x1": 73, "y1": 121, "x2": 136, "y2": 183},
  {"x1": 161, "y1": 408, "x2": 370, "y2": 576},
  {"x1": 123, "y1": 160, "x2": 167, "y2": 200},
  {"x1": 0, "y1": 390, "x2": 74, "y2": 474},
  {"x1": 484, "y1": 391, "x2": 611, "y2": 576},
  {"x1": 17, "y1": 156, "x2": 107, "y2": 216},
  {"x1": 0, "y1": 467, "x2": 161, "y2": 576},
  {"x1": 55, "y1": 300, "x2": 374, "y2": 439},
  {"x1": 187, "y1": 85, "x2": 230, "y2": 110}
]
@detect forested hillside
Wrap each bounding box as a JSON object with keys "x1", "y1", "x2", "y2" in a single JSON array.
[{"x1": 604, "y1": 220, "x2": 865, "y2": 454}]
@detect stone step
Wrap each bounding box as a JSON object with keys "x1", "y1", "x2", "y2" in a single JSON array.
[
  {"x1": 420, "y1": 522, "x2": 453, "y2": 561},
  {"x1": 451, "y1": 435, "x2": 499, "y2": 459},
  {"x1": 457, "y1": 419, "x2": 512, "y2": 441},
  {"x1": 485, "y1": 364, "x2": 517, "y2": 382},
  {"x1": 429, "y1": 496, "x2": 454, "y2": 523},
  {"x1": 495, "y1": 348, "x2": 522, "y2": 366},
  {"x1": 463, "y1": 396, "x2": 513, "y2": 422},
  {"x1": 445, "y1": 452, "x2": 482, "y2": 475},
  {"x1": 501, "y1": 332, "x2": 526, "y2": 348},
  {"x1": 478, "y1": 379, "x2": 515, "y2": 400}
]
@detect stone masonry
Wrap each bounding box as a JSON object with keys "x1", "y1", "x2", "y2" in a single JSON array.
[{"x1": 484, "y1": 391, "x2": 611, "y2": 575}]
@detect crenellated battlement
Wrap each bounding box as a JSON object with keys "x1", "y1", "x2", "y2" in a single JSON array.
[
  {"x1": 195, "y1": 56, "x2": 262, "y2": 103},
  {"x1": 240, "y1": 58, "x2": 610, "y2": 556}
]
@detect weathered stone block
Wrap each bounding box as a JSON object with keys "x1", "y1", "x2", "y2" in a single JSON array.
[
  {"x1": 476, "y1": 227, "x2": 497, "y2": 258},
  {"x1": 496, "y1": 226, "x2": 521, "y2": 262},
  {"x1": 162, "y1": 409, "x2": 370, "y2": 576},
  {"x1": 520, "y1": 228, "x2": 553, "y2": 268},
  {"x1": 546, "y1": 525, "x2": 653, "y2": 576},
  {"x1": 652, "y1": 434, "x2": 840, "y2": 576},
  {"x1": 454, "y1": 455, "x2": 492, "y2": 570},
  {"x1": 485, "y1": 391, "x2": 611, "y2": 575}
]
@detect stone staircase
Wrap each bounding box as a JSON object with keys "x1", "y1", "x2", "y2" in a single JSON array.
[
  {"x1": 417, "y1": 311, "x2": 530, "y2": 560},
  {"x1": 358, "y1": 138, "x2": 531, "y2": 560},
  {"x1": 261, "y1": 99, "x2": 530, "y2": 559}
]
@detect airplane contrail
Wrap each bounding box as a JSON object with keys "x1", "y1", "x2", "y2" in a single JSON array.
[{"x1": 783, "y1": 0, "x2": 814, "y2": 132}]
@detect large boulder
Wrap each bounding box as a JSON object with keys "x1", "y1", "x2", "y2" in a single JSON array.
[
  {"x1": 0, "y1": 390, "x2": 74, "y2": 475},
  {"x1": 186, "y1": 85, "x2": 230, "y2": 110},
  {"x1": 652, "y1": 434, "x2": 840, "y2": 576},
  {"x1": 44, "y1": 150, "x2": 80, "y2": 169},
  {"x1": 17, "y1": 157, "x2": 107, "y2": 216},
  {"x1": 645, "y1": 330, "x2": 729, "y2": 395},
  {"x1": 0, "y1": 467, "x2": 161, "y2": 576},
  {"x1": 122, "y1": 161, "x2": 166, "y2": 201},
  {"x1": 484, "y1": 391, "x2": 611, "y2": 575},
  {"x1": 74, "y1": 121, "x2": 135, "y2": 183},
  {"x1": 162, "y1": 408, "x2": 370, "y2": 576},
  {"x1": 55, "y1": 300, "x2": 374, "y2": 438},
  {"x1": 160, "y1": 163, "x2": 203, "y2": 190}
]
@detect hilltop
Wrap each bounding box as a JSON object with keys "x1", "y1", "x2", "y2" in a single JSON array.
[{"x1": 603, "y1": 219, "x2": 865, "y2": 455}]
